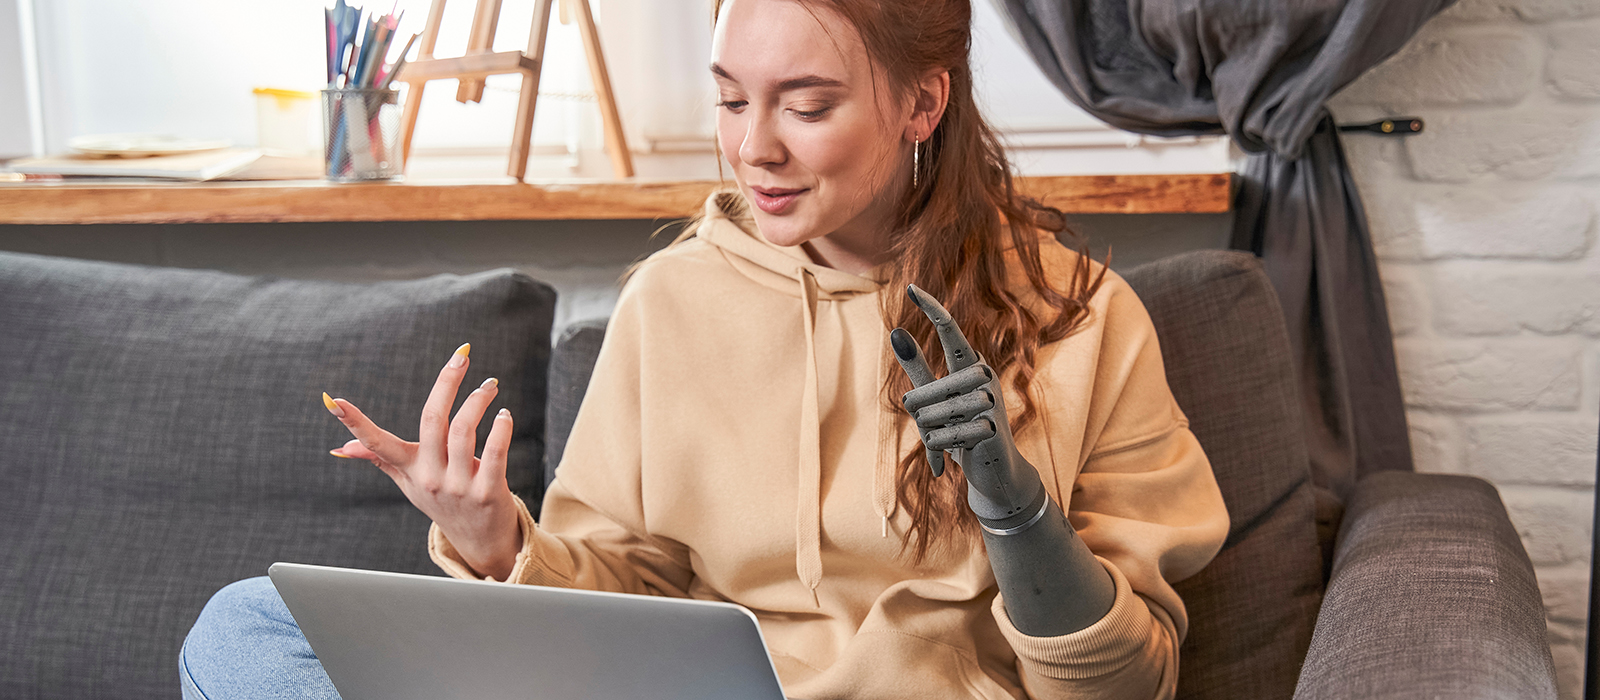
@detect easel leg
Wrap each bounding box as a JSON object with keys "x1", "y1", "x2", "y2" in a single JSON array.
[
  {"x1": 572, "y1": 0, "x2": 633, "y2": 179},
  {"x1": 508, "y1": 0, "x2": 556, "y2": 181},
  {"x1": 509, "y1": 68, "x2": 541, "y2": 180},
  {"x1": 457, "y1": 0, "x2": 505, "y2": 103}
]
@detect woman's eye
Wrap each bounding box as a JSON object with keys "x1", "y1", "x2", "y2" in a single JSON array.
[
  {"x1": 791, "y1": 106, "x2": 832, "y2": 121},
  {"x1": 716, "y1": 100, "x2": 747, "y2": 112}
]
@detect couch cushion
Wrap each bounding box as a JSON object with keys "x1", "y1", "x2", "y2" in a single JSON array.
[
  {"x1": 1121, "y1": 250, "x2": 1324, "y2": 700},
  {"x1": 0, "y1": 251, "x2": 554, "y2": 700},
  {"x1": 543, "y1": 318, "x2": 608, "y2": 500}
]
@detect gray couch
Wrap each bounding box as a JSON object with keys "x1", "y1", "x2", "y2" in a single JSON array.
[{"x1": 0, "y1": 248, "x2": 1557, "y2": 699}]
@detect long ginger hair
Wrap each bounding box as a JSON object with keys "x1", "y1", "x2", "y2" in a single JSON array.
[{"x1": 656, "y1": 0, "x2": 1107, "y2": 563}]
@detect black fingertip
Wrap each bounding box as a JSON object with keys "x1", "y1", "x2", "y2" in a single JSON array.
[
  {"x1": 929, "y1": 449, "x2": 945, "y2": 478},
  {"x1": 890, "y1": 328, "x2": 919, "y2": 361},
  {"x1": 906, "y1": 283, "x2": 929, "y2": 310},
  {"x1": 981, "y1": 365, "x2": 992, "y2": 379}
]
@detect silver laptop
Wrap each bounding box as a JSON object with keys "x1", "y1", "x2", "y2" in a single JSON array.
[{"x1": 268, "y1": 562, "x2": 787, "y2": 700}]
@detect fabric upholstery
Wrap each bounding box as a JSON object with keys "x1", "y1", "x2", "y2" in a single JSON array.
[
  {"x1": 542, "y1": 318, "x2": 608, "y2": 506},
  {"x1": 1295, "y1": 472, "x2": 1558, "y2": 700},
  {"x1": 1121, "y1": 250, "x2": 1325, "y2": 700},
  {"x1": 0, "y1": 251, "x2": 555, "y2": 700}
]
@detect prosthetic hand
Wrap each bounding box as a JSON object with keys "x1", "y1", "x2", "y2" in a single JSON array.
[{"x1": 891, "y1": 285, "x2": 1115, "y2": 636}]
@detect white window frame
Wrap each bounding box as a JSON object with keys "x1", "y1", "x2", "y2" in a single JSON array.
[{"x1": 0, "y1": 0, "x2": 44, "y2": 159}]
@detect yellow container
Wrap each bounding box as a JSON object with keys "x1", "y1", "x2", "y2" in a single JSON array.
[{"x1": 253, "y1": 87, "x2": 319, "y2": 157}]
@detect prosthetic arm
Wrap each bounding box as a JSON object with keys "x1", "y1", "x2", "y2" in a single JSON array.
[{"x1": 891, "y1": 285, "x2": 1116, "y2": 637}]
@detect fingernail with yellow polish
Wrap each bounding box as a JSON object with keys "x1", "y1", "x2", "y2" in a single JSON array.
[
  {"x1": 329, "y1": 449, "x2": 357, "y2": 459},
  {"x1": 480, "y1": 377, "x2": 498, "y2": 390},
  {"x1": 322, "y1": 392, "x2": 346, "y2": 418},
  {"x1": 449, "y1": 343, "x2": 471, "y2": 368}
]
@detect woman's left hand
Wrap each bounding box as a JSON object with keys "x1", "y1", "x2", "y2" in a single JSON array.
[
  {"x1": 890, "y1": 285, "x2": 1050, "y2": 531},
  {"x1": 892, "y1": 286, "x2": 1115, "y2": 635}
]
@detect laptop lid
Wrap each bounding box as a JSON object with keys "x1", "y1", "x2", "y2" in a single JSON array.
[{"x1": 268, "y1": 562, "x2": 787, "y2": 700}]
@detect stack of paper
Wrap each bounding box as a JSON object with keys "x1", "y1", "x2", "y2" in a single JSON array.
[{"x1": 6, "y1": 149, "x2": 264, "y2": 181}]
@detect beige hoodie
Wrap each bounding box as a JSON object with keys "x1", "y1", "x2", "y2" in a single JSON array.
[{"x1": 431, "y1": 192, "x2": 1230, "y2": 700}]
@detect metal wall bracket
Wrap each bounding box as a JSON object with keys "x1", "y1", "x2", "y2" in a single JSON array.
[{"x1": 1337, "y1": 117, "x2": 1425, "y2": 136}]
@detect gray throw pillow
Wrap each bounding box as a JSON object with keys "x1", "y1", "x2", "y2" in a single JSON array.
[{"x1": 0, "y1": 251, "x2": 555, "y2": 700}]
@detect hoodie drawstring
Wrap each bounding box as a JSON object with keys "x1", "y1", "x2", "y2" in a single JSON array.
[
  {"x1": 796, "y1": 269, "x2": 824, "y2": 607},
  {"x1": 873, "y1": 330, "x2": 897, "y2": 537},
  {"x1": 795, "y1": 266, "x2": 902, "y2": 606}
]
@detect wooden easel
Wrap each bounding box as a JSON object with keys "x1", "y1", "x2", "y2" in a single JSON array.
[{"x1": 395, "y1": 0, "x2": 634, "y2": 180}]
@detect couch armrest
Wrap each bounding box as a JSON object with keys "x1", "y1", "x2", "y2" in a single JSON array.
[{"x1": 1293, "y1": 472, "x2": 1557, "y2": 700}]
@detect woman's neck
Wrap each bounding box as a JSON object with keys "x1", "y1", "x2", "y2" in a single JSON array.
[{"x1": 800, "y1": 236, "x2": 892, "y2": 276}]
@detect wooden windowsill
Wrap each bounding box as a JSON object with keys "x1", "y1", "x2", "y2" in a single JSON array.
[{"x1": 0, "y1": 173, "x2": 1231, "y2": 225}]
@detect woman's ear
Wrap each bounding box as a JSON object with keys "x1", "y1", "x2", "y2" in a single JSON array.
[{"x1": 906, "y1": 69, "x2": 951, "y2": 142}]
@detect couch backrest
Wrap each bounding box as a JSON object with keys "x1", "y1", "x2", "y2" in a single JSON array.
[
  {"x1": 1121, "y1": 250, "x2": 1324, "y2": 700},
  {"x1": 0, "y1": 251, "x2": 555, "y2": 700},
  {"x1": 543, "y1": 318, "x2": 608, "y2": 514},
  {"x1": 542, "y1": 250, "x2": 1324, "y2": 699}
]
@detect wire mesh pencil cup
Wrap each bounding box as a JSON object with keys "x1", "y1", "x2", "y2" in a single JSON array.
[{"x1": 321, "y1": 88, "x2": 404, "y2": 181}]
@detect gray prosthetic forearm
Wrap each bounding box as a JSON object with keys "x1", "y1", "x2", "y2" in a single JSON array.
[{"x1": 893, "y1": 285, "x2": 1115, "y2": 637}]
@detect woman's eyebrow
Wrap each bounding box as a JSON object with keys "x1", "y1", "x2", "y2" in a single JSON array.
[{"x1": 710, "y1": 63, "x2": 846, "y2": 92}]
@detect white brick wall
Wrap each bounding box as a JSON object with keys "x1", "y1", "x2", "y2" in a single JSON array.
[{"x1": 1331, "y1": 1, "x2": 1600, "y2": 696}]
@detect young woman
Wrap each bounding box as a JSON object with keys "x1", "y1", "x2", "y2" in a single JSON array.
[{"x1": 180, "y1": 0, "x2": 1228, "y2": 698}]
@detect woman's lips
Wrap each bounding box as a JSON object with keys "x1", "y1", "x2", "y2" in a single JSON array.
[{"x1": 751, "y1": 186, "x2": 808, "y2": 215}]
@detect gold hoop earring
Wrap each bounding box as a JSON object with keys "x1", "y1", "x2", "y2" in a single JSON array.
[{"x1": 912, "y1": 137, "x2": 921, "y2": 188}]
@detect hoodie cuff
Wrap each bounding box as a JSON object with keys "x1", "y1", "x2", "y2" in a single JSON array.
[
  {"x1": 990, "y1": 555, "x2": 1170, "y2": 681},
  {"x1": 427, "y1": 496, "x2": 572, "y2": 588}
]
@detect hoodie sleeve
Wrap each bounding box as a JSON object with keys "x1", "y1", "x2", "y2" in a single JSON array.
[
  {"x1": 990, "y1": 269, "x2": 1229, "y2": 700},
  {"x1": 429, "y1": 265, "x2": 697, "y2": 598}
]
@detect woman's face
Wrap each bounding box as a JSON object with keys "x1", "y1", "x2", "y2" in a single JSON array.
[{"x1": 710, "y1": 0, "x2": 913, "y2": 252}]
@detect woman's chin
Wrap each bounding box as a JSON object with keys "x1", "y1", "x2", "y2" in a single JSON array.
[{"x1": 752, "y1": 214, "x2": 820, "y2": 249}]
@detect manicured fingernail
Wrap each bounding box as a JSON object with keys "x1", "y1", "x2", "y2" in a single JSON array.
[
  {"x1": 449, "y1": 343, "x2": 470, "y2": 368},
  {"x1": 480, "y1": 377, "x2": 498, "y2": 389},
  {"x1": 498, "y1": 408, "x2": 510, "y2": 419},
  {"x1": 322, "y1": 392, "x2": 345, "y2": 418},
  {"x1": 329, "y1": 449, "x2": 357, "y2": 459}
]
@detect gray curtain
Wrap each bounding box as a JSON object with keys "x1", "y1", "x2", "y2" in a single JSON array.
[{"x1": 995, "y1": 0, "x2": 1453, "y2": 508}]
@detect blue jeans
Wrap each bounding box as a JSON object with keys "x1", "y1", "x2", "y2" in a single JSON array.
[{"x1": 179, "y1": 576, "x2": 342, "y2": 700}]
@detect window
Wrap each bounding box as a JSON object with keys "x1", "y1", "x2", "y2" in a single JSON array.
[{"x1": 0, "y1": 0, "x2": 1226, "y2": 176}]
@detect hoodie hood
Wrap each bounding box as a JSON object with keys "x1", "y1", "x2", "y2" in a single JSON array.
[
  {"x1": 694, "y1": 192, "x2": 899, "y2": 605},
  {"x1": 694, "y1": 191, "x2": 887, "y2": 298}
]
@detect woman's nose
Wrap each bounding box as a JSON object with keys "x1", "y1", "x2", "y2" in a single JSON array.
[{"x1": 738, "y1": 114, "x2": 786, "y2": 168}]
